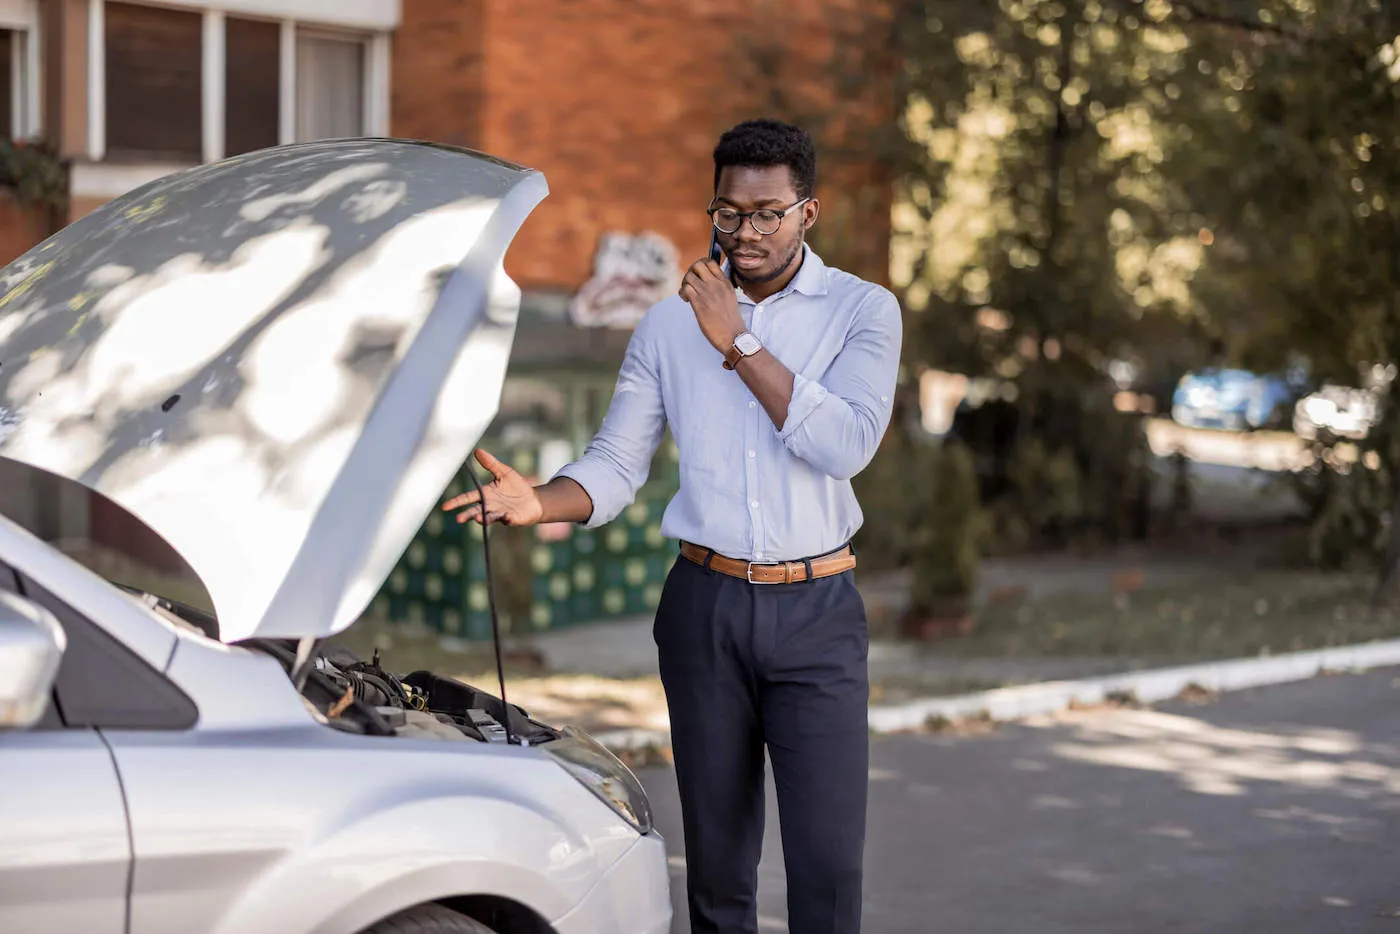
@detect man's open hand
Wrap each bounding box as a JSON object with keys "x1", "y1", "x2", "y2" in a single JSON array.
[
  {"x1": 441, "y1": 448, "x2": 545, "y2": 527},
  {"x1": 679, "y1": 258, "x2": 745, "y2": 354}
]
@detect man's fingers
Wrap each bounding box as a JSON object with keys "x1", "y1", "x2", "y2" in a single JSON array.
[
  {"x1": 455, "y1": 503, "x2": 492, "y2": 525},
  {"x1": 473, "y1": 447, "x2": 511, "y2": 480},
  {"x1": 441, "y1": 489, "x2": 481, "y2": 511},
  {"x1": 696, "y1": 258, "x2": 724, "y2": 281}
]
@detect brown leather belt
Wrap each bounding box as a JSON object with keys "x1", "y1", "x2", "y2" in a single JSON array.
[{"x1": 679, "y1": 541, "x2": 856, "y2": 584}]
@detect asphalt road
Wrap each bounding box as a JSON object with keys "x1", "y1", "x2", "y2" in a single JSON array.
[{"x1": 640, "y1": 667, "x2": 1400, "y2": 933}]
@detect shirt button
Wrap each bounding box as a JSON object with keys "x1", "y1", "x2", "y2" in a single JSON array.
[
  {"x1": 748, "y1": 401, "x2": 756, "y2": 409},
  {"x1": 756, "y1": 304, "x2": 764, "y2": 313},
  {"x1": 748, "y1": 450, "x2": 755, "y2": 457},
  {"x1": 750, "y1": 500, "x2": 759, "y2": 509}
]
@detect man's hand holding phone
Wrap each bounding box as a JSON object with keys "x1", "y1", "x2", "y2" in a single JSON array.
[{"x1": 681, "y1": 232, "x2": 745, "y2": 354}]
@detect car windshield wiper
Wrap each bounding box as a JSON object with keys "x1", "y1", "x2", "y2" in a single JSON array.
[{"x1": 111, "y1": 581, "x2": 220, "y2": 640}]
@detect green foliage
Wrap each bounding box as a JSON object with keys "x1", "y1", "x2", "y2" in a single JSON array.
[
  {"x1": 1294, "y1": 455, "x2": 1390, "y2": 571},
  {"x1": 1287, "y1": 384, "x2": 1400, "y2": 574},
  {"x1": 888, "y1": 0, "x2": 1400, "y2": 569},
  {"x1": 891, "y1": 0, "x2": 1198, "y2": 553},
  {"x1": 907, "y1": 438, "x2": 985, "y2": 610},
  {"x1": 851, "y1": 418, "x2": 921, "y2": 572},
  {"x1": 0, "y1": 138, "x2": 67, "y2": 212},
  {"x1": 1005, "y1": 437, "x2": 1083, "y2": 546},
  {"x1": 1170, "y1": 0, "x2": 1400, "y2": 575},
  {"x1": 853, "y1": 421, "x2": 985, "y2": 607}
]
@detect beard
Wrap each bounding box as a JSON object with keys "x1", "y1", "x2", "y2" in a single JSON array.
[{"x1": 733, "y1": 234, "x2": 805, "y2": 286}]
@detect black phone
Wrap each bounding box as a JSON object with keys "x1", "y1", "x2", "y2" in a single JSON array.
[{"x1": 709, "y1": 227, "x2": 724, "y2": 266}]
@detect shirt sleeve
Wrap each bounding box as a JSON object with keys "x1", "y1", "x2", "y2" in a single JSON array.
[
  {"x1": 554, "y1": 312, "x2": 667, "y2": 528},
  {"x1": 779, "y1": 287, "x2": 903, "y2": 480}
]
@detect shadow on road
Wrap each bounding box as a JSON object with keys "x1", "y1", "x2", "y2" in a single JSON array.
[{"x1": 643, "y1": 666, "x2": 1400, "y2": 934}]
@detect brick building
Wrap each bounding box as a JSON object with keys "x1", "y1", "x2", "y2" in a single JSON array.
[{"x1": 0, "y1": 0, "x2": 897, "y2": 610}]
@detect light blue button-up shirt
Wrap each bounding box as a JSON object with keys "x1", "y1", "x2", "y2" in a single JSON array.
[{"x1": 554, "y1": 245, "x2": 903, "y2": 562}]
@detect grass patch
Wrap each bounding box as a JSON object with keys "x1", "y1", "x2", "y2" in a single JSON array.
[{"x1": 946, "y1": 570, "x2": 1400, "y2": 660}]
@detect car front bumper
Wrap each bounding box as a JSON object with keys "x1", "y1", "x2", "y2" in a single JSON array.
[{"x1": 552, "y1": 830, "x2": 672, "y2": 934}]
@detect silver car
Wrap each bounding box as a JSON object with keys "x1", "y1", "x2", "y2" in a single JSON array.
[{"x1": 0, "y1": 140, "x2": 671, "y2": 934}]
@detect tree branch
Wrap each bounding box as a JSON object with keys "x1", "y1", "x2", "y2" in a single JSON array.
[{"x1": 1166, "y1": 0, "x2": 1307, "y2": 41}]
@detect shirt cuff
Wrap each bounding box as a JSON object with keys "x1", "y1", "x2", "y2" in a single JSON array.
[
  {"x1": 780, "y1": 373, "x2": 829, "y2": 440},
  {"x1": 553, "y1": 460, "x2": 619, "y2": 530}
]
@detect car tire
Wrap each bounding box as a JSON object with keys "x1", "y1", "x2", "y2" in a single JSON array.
[{"x1": 361, "y1": 905, "x2": 499, "y2": 934}]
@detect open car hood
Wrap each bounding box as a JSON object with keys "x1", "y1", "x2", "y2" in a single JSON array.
[{"x1": 0, "y1": 140, "x2": 547, "y2": 643}]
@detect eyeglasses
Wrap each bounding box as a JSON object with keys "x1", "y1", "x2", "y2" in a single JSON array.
[{"x1": 708, "y1": 198, "x2": 810, "y2": 236}]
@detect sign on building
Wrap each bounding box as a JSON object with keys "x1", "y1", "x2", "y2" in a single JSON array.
[{"x1": 568, "y1": 231, "x2": 681, "y2": 329}]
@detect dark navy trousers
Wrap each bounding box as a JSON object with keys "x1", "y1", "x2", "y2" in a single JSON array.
[{"x1": 654, "y1": 552, "x2": 869, "y2": 934}]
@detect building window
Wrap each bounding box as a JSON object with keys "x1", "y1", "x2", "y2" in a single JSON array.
[
  {"x1": 81, "y1": 0, "x2": 392, "y2": 198},
  {"x1": 0, "y1": 16, "x2": 40, "y2": 142},
  {"x1": 223, "y1": 16, "x2": 279, "y2": 157},
  {"x1": 295, "y1": 33, "x2": 365, "y2": 142},
  {"x1": 104, "y1": 1, "x2": 203, "y2": 162}
]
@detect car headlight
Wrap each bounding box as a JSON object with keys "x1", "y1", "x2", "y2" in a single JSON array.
[{"x1": 544, "y1": 726, "x2": 653, "y2": 834}]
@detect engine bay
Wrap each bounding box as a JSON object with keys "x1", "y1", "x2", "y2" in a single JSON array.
[
  {"x1": 121, "y1": 583, "x2": 559, "y2": 746},
  {"x1": 311, "y1": 643, "x2": 559, "y2": 745},
  {"x1": 248, "y1": 637, "x2": 560, "y2": 745}
]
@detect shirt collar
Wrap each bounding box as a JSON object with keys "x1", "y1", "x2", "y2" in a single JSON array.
[
  {"x1": 729, "y1": 243, "x2": 829, "y2": 304},
  {"x1": 789, "y1": 244, "x2": 829, "y2": 297}
]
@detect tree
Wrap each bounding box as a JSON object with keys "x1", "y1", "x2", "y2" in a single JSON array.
[
  {"x1": 1159, "y1": 0, "x2": 1400, "y2": 585},
  {"x1": 893, "y1": 0, "x2": 1221, "y2": 549}
]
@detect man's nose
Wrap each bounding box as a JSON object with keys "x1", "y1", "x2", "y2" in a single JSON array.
[{"x1": 734, "y1": 218, "x2": 764, "y2": 243}]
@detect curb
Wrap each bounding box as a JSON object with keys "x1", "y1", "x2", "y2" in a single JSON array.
[
  {"x1": 595, "y1": 638, "x2": 1400, "y2": 754},
  {"x1": 865, "y1": 637, "x2": 1400, "y2": 733}
]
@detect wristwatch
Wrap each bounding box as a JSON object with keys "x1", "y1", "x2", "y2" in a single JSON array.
[{"x1": 722, "y1": 330, "x2": 763, "y2": 370}]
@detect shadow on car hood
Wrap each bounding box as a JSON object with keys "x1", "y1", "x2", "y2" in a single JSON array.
[{"x1": 0, "y1": 139, "x2": 547, "y2": 643}]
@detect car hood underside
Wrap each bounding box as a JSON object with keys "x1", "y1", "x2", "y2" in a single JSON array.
[{"x1": 0, "y1": 139, "x2": 547, "y2": 643}]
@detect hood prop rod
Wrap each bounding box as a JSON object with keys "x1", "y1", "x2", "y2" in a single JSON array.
[{"x1": 465, "y1": 463, "x2": 516, "y2": 746}]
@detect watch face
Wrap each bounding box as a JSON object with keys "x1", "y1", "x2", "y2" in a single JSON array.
[{"x1": 736, "y1": 332, "x2": 762, "y2": 355}]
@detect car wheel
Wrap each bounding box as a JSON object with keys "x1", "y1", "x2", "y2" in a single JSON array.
[{"x1": 361, "y1": 905, "x2": 499, "y2": 934}]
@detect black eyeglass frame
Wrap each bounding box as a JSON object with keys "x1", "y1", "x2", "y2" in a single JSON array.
[{"x1": 707, "y1": 197, "x2": 812, "y2": 236}]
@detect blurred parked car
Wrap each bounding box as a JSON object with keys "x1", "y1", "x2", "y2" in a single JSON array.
[
  {"x1": 1293, "y1": 384, "x2": 1379, "y2": 440},
  {"x1": 1171, "y1": 367, "x2": 1307, "y2": 431},
  {"x1": 1293, "y1": 364, "x2": 1394, "y2": 441}
]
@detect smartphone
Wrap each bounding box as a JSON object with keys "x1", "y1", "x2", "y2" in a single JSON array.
[{"x1": 709, "y1": 227, "x2": 724, "y2": 266}]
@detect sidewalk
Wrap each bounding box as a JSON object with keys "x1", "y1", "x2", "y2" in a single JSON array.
[
  {"x1": 517, "y1": 537, "x2": 1274, "y2": 678},
  {"x1": 498, "y1": 539, "x2": 1278, "y2": 739}
]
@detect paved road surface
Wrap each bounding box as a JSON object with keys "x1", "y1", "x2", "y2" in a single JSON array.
[{"x1": 641, "y1": 667, "x2": 1400, "y2": 933}]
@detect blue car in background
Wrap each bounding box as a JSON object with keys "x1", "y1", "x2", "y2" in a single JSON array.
[{"x1": 1171, "y1": 367, "x2": 1306, "y2": 431}]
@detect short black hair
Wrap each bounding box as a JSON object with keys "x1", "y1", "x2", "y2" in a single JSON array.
[{"x1": 712, "y1": 119, "x2": 816, "y2": 200}]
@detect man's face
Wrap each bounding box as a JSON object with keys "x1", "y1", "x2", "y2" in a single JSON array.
[{"x1": 712, "y1": 165, "x2": 819, "y2": 285}]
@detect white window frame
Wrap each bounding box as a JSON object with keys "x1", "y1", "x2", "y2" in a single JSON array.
[
  {"x1": 81, "y1": 0, "x2": 394, "y2": 189},
  {"x1": 285, "y1": 24, "x2": 389, "y2": 147},
  {"x1": 0, "y1": 0, "x2": 42, "y2": 140}
]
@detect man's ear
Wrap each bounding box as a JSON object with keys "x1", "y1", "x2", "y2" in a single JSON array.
[{"x1": 803, "y1": 197, "x2": 820, "y2": 230}]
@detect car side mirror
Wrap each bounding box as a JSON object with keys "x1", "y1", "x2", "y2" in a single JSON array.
[{"x1": 0, "y1": 590, "x2": 66, "y2": 730}]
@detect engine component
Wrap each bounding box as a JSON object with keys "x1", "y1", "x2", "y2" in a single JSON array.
[
  {"x1": 468, "y1": 709, "x2": 510, "y2": 744},
  {"x1": 397, "y1": 709, "x2": 472, "y2": 742}
]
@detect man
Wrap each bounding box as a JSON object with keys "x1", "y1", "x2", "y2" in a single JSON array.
[{"x1": 443, "y1": 119, "x2": 902, "y2": 934}]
